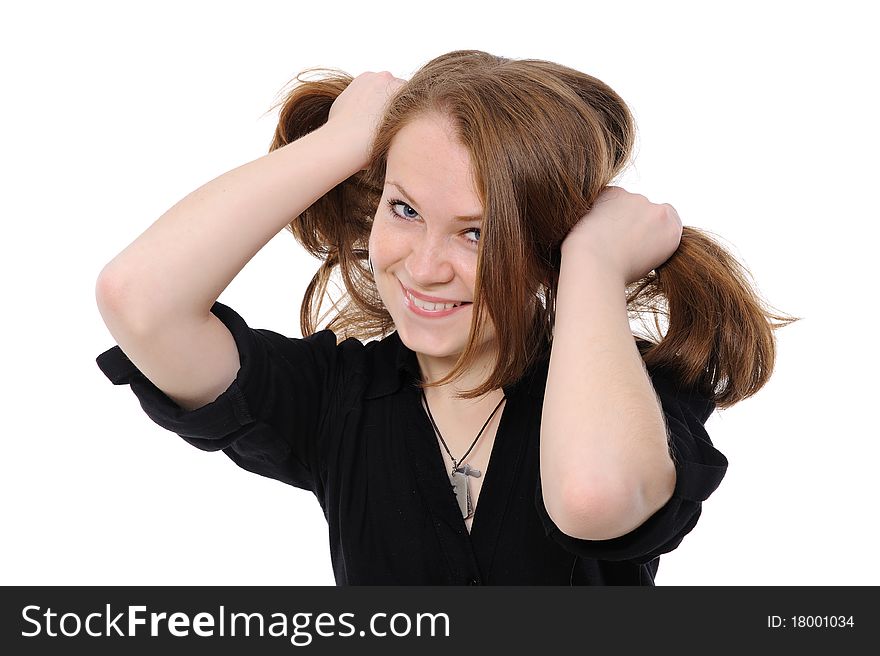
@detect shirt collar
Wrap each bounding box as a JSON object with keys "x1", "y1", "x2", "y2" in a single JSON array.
[{"x1": 363, "y1": 331, "x2": 548, "y2": 401}]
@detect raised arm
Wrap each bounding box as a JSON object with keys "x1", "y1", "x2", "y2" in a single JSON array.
[
  {"x1": 95, "y1": 71, "x2": 411, "y2": 411},
  {"x1": 539, "y1": 188, "x2": 684, "y2": 540}
]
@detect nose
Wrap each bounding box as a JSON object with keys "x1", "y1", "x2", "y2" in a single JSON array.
[{"x1": 405, "y1": 234, "x2": 455, "y2": 287}]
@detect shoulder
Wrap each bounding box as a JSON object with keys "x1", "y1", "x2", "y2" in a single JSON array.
[{"x1": 284, "y1": 327, "x2": 405, "y2": 402}]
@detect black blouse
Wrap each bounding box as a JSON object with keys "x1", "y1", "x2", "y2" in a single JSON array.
[{"x1": 96, "y1": 301, "x2": 728, "y2": 585}]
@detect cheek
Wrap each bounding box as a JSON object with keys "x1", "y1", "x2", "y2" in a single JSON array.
[{"x1": 369, "y1": 221, "x2": 409, "y2": 267}]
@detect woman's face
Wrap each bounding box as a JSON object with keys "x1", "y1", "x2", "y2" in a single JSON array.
[{"x1": 369, "y1": 113, "x2": 495, "y2": 360}]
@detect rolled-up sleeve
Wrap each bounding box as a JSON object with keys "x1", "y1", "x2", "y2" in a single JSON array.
[
  {"x1": 534, "y1": 368, "x2": 728, "y2": 565},
  {"x1": 95, "y1": 300, "x2": 346, "y2": 492}
]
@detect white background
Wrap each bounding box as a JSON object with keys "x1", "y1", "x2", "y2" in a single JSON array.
[{"x1": 2, "y1": 0, "x2": 876, "y2": 586}]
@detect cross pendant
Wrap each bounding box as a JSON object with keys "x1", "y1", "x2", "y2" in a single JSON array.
[{"x1": 450, "y1": 464, "x2": 482, "y2": 519}]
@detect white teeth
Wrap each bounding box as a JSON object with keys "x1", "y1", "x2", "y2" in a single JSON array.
[{"x1": 407, "y1": 290, "x2": 459, "y2": 312}]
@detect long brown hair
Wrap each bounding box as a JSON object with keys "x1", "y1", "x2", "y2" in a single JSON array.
[{"x1": 266, "y1": 50, "x2": 798, "y2": 407}]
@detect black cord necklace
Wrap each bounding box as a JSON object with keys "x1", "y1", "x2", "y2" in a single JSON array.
[{"x1": 420, "y1": 388, "x2": 506, "y2": 519}]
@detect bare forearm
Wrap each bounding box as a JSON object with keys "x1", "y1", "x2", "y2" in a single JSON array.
[
  {"x1": 540, "y1": 248, "x2": 676, "y2": 540},
  {"x1": 96, "y1": 123, "x2": 364, "y2": 329}
]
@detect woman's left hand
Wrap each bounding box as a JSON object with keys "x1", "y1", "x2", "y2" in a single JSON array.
[{"x1": 561, "y1": 186, "x2": 683, "y2": 285}]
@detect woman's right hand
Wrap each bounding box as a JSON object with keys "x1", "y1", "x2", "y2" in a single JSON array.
[{"x1": 327, "y1": 71, "x2": 408, "y2": 171}]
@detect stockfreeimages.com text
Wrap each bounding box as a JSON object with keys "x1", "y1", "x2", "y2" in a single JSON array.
[{"x1": 21, "y1": 604, "x2": 450, "y2": 646}]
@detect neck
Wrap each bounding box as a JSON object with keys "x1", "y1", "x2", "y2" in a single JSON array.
[{"x1": 416, "y1": 343, "x2": 500, "y2": 405}]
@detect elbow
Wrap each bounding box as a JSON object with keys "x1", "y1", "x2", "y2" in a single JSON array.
[
  {"x1": 96, "y1": 265, "x2": 130, "y2": 319},
  {"x1": 96, "y1": 265, "x2": 124, "y2": 311},
  {"x1": 95, "y1": 266, "x2": 158, "y2": 335},
  {"x1": 553, "y1": 460, "x2": 677, "y2": 541},
  {"x1": 548, "y1": 477, "x2": 639, "y2": 541},
  {"x1": 96, "y1": 265, "x2": 138, "y2": 310}
]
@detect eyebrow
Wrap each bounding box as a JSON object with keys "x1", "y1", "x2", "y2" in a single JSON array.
[{"x1": 385, "y1": 181, "x2": 483, "y2": 223}]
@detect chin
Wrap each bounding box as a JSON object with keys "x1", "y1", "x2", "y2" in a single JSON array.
[{"x1": 395, "y1": 321, "x2": 466, "y2": 360}]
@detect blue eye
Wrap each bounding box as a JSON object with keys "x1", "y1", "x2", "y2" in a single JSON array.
[
  {"x1": 385, "y1": 198, "x2": 481, "y2": 246},
  {"x1": 387, "y1": 199, "x2": 419, "y2": 220}
]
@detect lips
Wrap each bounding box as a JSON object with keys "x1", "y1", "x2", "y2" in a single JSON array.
[
  {"x1": 398, "y1": 279, "x2": 473, "y2": 317},
  {"x1": 398, "y1": 279, "x2": 469, "y2": 305},
  {"x1": 403, "y1": 290, "x2": 471, "y2": 317}
]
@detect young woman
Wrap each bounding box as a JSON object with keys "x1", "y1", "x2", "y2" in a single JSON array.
[{"x1": 95, "y1": 50, "x2": 795, "y2": 585}]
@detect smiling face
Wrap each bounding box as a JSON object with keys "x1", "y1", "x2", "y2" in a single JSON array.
[{"x1": 369, "y1": 112, "x2": 497, "y2": 371}]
